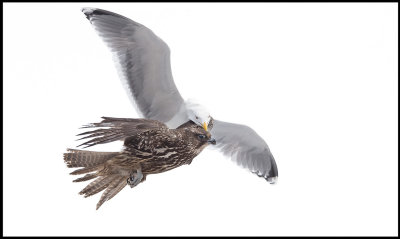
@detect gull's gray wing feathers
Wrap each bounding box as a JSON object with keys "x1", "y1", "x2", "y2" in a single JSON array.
[
  {"x1": 210, "y1": 119, "x2": 278, "y2": 183},
  {"x1": 82, "y1": 8, "x2": 185, "y2": 123}
]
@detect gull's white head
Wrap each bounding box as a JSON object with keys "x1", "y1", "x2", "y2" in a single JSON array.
[{"x1": 185, "y1": 99, "x2": 211, "y2": 131}]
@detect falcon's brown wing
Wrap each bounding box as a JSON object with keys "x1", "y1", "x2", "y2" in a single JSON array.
[{"x1": 76, "y1": 117, "x2": 168, "y2": 148}]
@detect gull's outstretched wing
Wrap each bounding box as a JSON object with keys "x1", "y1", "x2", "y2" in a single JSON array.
[
  {"x1": 82, "y1": 8, "x2": 185, "y2": 124},
  {"x1": 210, "y1": 119, "x2": 278, "y2": 183}
]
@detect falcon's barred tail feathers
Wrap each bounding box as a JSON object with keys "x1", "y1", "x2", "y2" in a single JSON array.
[
  {"x1": 96, "y1": 176, "x2": 127, "y2": 210},
  {"x1": 63, "y1": 149, "x2": 132, "y2": 210},
  {"x1": 63, "y1": 149, "x2": 118, "y2": 168}
]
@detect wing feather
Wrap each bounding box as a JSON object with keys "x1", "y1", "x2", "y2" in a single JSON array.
[{"x1": 77, "y1": 117, "x2": 168, "y2": 148}]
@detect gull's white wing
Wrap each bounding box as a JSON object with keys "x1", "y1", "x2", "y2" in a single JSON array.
[
  {"x1": 210, "y1": 119, "x2": 278, "y2": 183},
  {"x1": 82, "y1": 8, "x2": 186, "y2": 124}
]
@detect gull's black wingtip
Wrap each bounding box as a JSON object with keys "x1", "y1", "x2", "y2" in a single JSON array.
[
  {"x1": 81, "y1": 7, "x2": 96, "y2": 21},
  {"x1": 81, "y1": 7, "x2": 132, "y2": 22},
  {"x1": 266, "y1": 176, "x2": 278, "y2": 185},
  {"x1": 81, "y1": 7, "x2": 94, "y2": 13}
]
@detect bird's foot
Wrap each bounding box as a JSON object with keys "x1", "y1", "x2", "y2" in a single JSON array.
[{"x1": 127, "y1": 169, "x2": 143, "y2": 188}]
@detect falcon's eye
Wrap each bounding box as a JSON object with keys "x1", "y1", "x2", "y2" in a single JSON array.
[{"x1": 198, "y1": 134, "x2": 206, "y2": 140}]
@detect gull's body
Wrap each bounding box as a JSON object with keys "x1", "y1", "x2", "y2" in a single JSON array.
[{"x1": 82, "y1": 7, "x2": 278, "y2": 183}]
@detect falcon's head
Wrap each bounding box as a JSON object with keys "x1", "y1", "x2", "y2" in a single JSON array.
[
  {"x1": 185, "y1": 99, "x2": 212, "y2": 132},
  {"x1": 185, "y1": 124, "x2": 216, "y2": 148}
]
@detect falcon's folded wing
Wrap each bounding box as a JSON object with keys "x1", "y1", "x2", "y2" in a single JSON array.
[{"x1": 77, "y1": 117, "x2": 168, "y2": 148}]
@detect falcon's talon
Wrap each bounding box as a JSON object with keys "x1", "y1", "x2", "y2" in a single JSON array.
[{"x1": 127, "y1": 169, "x2": 143, "y2": 188}]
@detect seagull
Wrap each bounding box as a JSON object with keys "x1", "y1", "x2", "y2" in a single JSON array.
[{"x1": 82, "y1": 7, "x2": 278, "y2": 184}]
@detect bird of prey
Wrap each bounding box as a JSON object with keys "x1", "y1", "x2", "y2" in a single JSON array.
[
  {"x1": 81, "y1": 8, "x2": 278, "y2": 183},
  {"x1": 64, "y1": 117, "x2": 216, "y2": 210}
]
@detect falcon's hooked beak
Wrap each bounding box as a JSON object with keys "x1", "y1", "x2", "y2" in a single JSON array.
[
  {"x1": 202, "y1": 122, "x2": 208, "y2": 131},
  {"x1": 207, "y1": 138, "x2": 216, "y2": 145},
  {"x1": 205, "y1": 131, "x2": 216, "y2": 145}
]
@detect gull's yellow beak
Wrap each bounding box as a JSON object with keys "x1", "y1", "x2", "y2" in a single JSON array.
[{"x1": 202, "y1": 122, "x2": 208, "y2": 131}]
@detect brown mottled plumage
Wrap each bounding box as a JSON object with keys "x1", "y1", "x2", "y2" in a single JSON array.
[{"x1": 64, "y1": 117, "x2": 215, "y2": 210}]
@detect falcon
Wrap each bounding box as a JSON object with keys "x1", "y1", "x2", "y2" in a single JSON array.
[
  {"x1": 64, "y1": 117, "x2": 216, "y2": 210},
  {"x1": 81, "y1": 8, "x2": 278, "y2": 183}
]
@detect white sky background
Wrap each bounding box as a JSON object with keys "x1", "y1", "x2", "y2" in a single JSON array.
[{"x1": 3, "y1": 3, "x2": 398, "y2": 236}]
